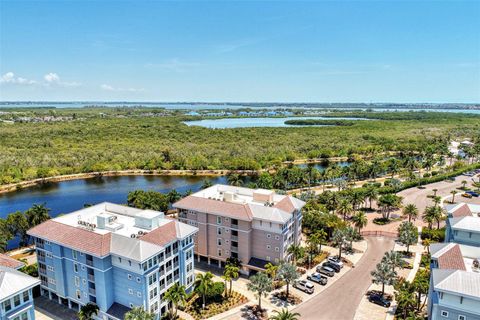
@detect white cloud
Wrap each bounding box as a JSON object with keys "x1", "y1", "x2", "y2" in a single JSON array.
[
  {"x1": 100, "y1": 84, "x2": 145, "y2": 92},
  {"x1": 43, "y1": 72, "x2": 81, "y2": 87},
  {"x1": 0, "y1": 72, "x2": 36, "y2": 85}
]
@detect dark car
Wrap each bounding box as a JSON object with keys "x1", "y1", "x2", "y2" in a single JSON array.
[
  {"x1": 307, "y1": 272, "x2": 328, "y2": 285},
  {"x1": 466, "y1": 191, "x2": 479, "y2": 197},
  {"x1": 317, "y1": 265, "x2": 335, "y2": 277},
  {"x1": 369, "y1": 294, "x2": 391, "y2": 308},
  {"x1": 322, "y1": 261, "x2": 341, "y2": 273}
]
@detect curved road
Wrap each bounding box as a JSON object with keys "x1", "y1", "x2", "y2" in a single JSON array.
[{"x1": 294, "y1": 237, "x2": 394, "y2": 320}]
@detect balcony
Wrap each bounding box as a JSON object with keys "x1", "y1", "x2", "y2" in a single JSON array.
[
  {"x1": 38, "y1": 255, "x2": 46, "y2": 263},
  {"x1": 88, "y1": 288, "x2": 96, "y2": 296},
  {"x1": 86, "y1": 259, "x2": 93, "y2": 267},
  {"x1": 231, "y1": 235, "x2": 238, "y2": 241},
  {"x1": 166, "y1": 265, "x2": 173, "y2": 273},
  {"x1": 231, "y1": 247, "x2": 238, "y2": 253},
  {"x1": 88, "y1": 274, "x2": 95, "y2": 282}
]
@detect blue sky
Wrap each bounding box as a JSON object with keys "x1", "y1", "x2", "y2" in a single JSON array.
[{"x1": 0, "y1": 0, "x2": 479, "y2": 102}]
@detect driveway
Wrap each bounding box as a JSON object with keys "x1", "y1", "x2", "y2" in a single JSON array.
[{"x1": 293, "y1": 236, "x2": 394, "y2": 320}]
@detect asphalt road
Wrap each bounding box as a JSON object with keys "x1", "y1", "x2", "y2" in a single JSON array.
[{"x1": 293, "y1": 236, "x2": 395, "y2": 320}]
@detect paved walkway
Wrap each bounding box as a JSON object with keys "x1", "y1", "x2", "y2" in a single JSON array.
[{"x1": 293, "y1": 237, "x2": 394, "y2": 320}]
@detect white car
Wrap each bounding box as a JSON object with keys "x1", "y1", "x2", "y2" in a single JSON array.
[
  {"x1": 294, "y1": 280, "x2": 315, "y2": 294},
  {"x1": 328, "y1": 257, "x2": 344, "y2": 268}
]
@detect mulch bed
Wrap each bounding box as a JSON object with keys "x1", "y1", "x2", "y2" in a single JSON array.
[{"x1": 272, "y1": 291, "x2": 302, "y2": 305}]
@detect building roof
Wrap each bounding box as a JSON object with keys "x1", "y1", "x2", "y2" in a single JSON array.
[
  {"x1": 106, "y1": 302, "x2": 131, "y2": 320},
  {"x1": 449, "y1": 203, "x2": 473, "y2": 218},
  {"x1": 432, "y1": 269, "x2": 480, "y2": 300},
  {"x1": 0, "y1": 266, "x2": 40, "y2": 301},
  {"x1": 28, "y1": 203, "x2": 198, "y2": 260},
  {"x1": 0, "y1": 254, "x2": 24, "y2": 270},
  {"x1": 173, "y1": 184, "x2": 305, "y2": 223},
  {"x1": 431, "y1": 243, "x2": 466, "y2": 270},
  {"x1": 450, "y1": 216, "x2": 480, "y2": 233},
  {"x1": 28, "y1": 220, "x2": 112, "y2": 257}
]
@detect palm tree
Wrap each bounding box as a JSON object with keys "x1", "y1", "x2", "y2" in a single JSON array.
[
  {"x1": 352, "y1": 211, "x2": 367, "y2": 233},
  {"x1": 332, "y1": 228, "x2": 347, "y2": 259},
  {"x1": 247, "y1": 272, "x2": 273, "y2": 311},
  {"x1": 382, "y1": 250, "x2": 402, "y2": 272},
  {"x1": 377, "y1": 194, "x2": 403, "y2": 220},
  {"x1": 364, "y1": 186, "x2": 379, "y2": 210},
  {"x1": 287, "y1": 244, "x2": 304, "y2": 265},
  {"x1": 450, "y1": 190, "x2": 458, "y2": 203},
  {"x1": 461, "y1": 180, "x2": 468, "y2": 189},
  {"x1": 224, "y1": 264, "x2": 239, "y2": 296},
  {"x1": 423, "y1": 206, "x2": 443, "y2": 230},
  {"x1": 371, "y1": 260, "x2": 397, "y2": 297},
  {"x1": 432, "y1": 196, "x2": 442, "y2": 207},
  {"x1": 25, "y1": 203, "x2": 50, "y2": 227},
  {"x1": 337, "y1": 199, "x2": 353, "y2": 221},
  {"x1": 164, "y1": 282, "x2": 187, "y2": 319},
  {"x1": 124, "y1": 307, "x2": 155, "y2": 320},
  {"x1": 78, "y1": 302, "x2": 99, "y2": 320},
  {"x1": 432, "y1": 188, "x2": 438, "y2": 197},
  {"x1": 194, "y1": 272, "x2": 214, "y2": 309},
  {"x1": 269, "y1": 308, "x2": 301, "y2": 320},
  {"x1": 350, "y1": 191, "x2": 365, "y2": 212},
  {"x1": 276, "y1": 262, "x2": 299, "y2": 299},
  {"x1": 402, "y1": 204, "x2": 419, "y2": 222},
  {"x1": 422, "y1": 238, "x2": 432, "y2": 254},
  {"x1": 227, "y1": 173, "x2": 243, "y2": 186},
  {"x1": 264, "y1": 262, "x2": 278, "y2": 279}
]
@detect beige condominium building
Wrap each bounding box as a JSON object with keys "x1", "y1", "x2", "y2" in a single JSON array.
[{"x1": 173, "y1": 184, "x2": 305, "y2": 274}]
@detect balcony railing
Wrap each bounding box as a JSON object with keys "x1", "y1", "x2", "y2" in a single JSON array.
[
  {"x1": 88, "y1": 288, "x2": 96, "y2": 296},
  {"x1": 88, "y1": 274, "x2": 95, "y2": 282},
  {"x1": 231, "y1": 235, "x2": 238, "y2": 241},
  {"x1": 38, "y1": 255, "x2": 46, "y2": 263},
  {"x1": 86, "y1": 259, "x2": 93, "y2": 266},
  {"x1": 231, "y1": 247, "x2": 238, "y2": 253},
  {"x1": 36, "y1": 242, "x2": 44, "y2": 249}
]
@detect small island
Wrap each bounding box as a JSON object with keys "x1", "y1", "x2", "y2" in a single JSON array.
[{"x1": 284, "y1": 119, "x2": 356, "y2": 126}]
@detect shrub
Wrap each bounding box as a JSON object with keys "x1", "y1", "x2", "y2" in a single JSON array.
[
  {"x1": 373, "y1": 217, "x2": 391, "y2": 225},
  {"x1": 421, "y1": 227, "x2": 445, "y2": 242}
]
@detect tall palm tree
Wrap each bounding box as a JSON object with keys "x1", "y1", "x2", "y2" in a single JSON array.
[
  {"x1": 364, "y1": 186, "x2": 379, "y2": 210},
  {"x1": 78, "y1": 302, "x2": 99, "y2": 320},
  {"x1": 337, "y1": 199, "x2": 353, "y2": 221},
  {"x1": 194, "y1": 272, "x2": 214, "y2": 309},
  {"x1": 224, "y1": 264, "x2": 239, "y2": 296},
  {"x1": 382, "y1": 250, "x2": 402, "y2": 272},
  {"x1": 402, "y1": 204, "x2": 419, "y2": 222},
  {"x1": 269, "y1": 308, "x2": 301, "y2": 320},
  {"x1": 450, "y1": 190, "x2": 458, "y2": 203},
  {"x1": 352, "y1": 211, "x2": 367, "y2": 233},
  {"x1": 287, "y1": 244, "x2": 304, "y2": 265},
  {"x1": 276, "y1": 262, "x2": 299, "y2": 299},
  {"x1": 164, "y1": 282, "x2": 187, "y2": 319},
  {"x1": 124, "y1": 307, "x2": 155, "y2": 320},
  {"x1": 247, "y1": 272, "x2": 273, "y2": 311}
]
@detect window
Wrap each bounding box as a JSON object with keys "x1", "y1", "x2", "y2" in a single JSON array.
[
  {"x1": 4, "y1": 299, "x2": 11, "y2": 312},
  {"x1": 45, "y1": 240, "x2": 51, "y2": 245},
  {"x1": 130, "y1": 303, "x2": 134, "y2": 308},
  {"x1": 137, "y1": 277, "x2": 141, "y2": 283},
  {"x1": 217, "y1": 216, "x2": 222, "y2": 225},
  {"x1": 267, "y1": 245, "x2": 271, "y2": 250},
  {"x1": 217, "y1": 238, "x2": 222, "y2": 246},
  {"x1": 76, "y1": 290, "x2": 81, "y2": 299},
  {"x1": 119, "y1": 257, "x2": 122, "y2": 263},
  {"x1": 128, "y1": 274, "x2": 132, "y2": 280},
  {"x1": 83, "y1": 279, "x2": 86, "y2": 285},
  {"x1": 441, "y1": 310, "x2": 449, "y2": 317},
  {"x1": 14, "y1": 294, "x2": 20, "y2": 307},
  {"x1": 23, "y1": 291, "x2": 29, "y2": 302},
  {"x1": 81, "y1": 265, "x2": 85, "y2": 271},
  {"x1": 48, "y1": 278, "x2": 56, "y2": 285},
  {"x1": 74, "y1": 263, "x2": 78, "y2": 273},
  {"x1": 267, "y1": 234, "x2": 271, "y2": 239},
  {"x1": 21, "y1": 312, "x2": 28, "y2": 320},
  {"x1": 218, "y1": 249, "x2": 222, "y2": 257},
  {"x1": 75, "y1": 276, "x2": 80, "y2": 287},
  {"x1": 128, "y1": 288, "x2": 133, "y2": 295},
  {"x1": 458, "y1": 316, "x2": 466, "y2": 320},
  {"x1": 217, "y1": 227, "x2": 222, "y2": 235},
  {"x1": 266, "y1": 256, "x2": 271, "y2": 261},
  {"x1": 275, "y1": 235, "x2": 280, "y2": 240},
  {"x1": 137, "y1": 292, "x2": 142, "y2": 298},
  {"x1": 275, "y1": 247, "x2": 279, "y2": 252},
  {"x1": 460, "y1": 296, "x2": 464, "y2": 304},
  {"x1": 72, "y1": 250, "x2": 77, "y2": 260},
  {"x1": 47, "y1": 265, "x2": 54, "y2": 272},
  {"x1": 46, "y1": 252, "x2": 53, "y2": 258}
]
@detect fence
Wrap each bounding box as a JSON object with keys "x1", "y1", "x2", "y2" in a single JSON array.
[{"x1": 360, "y1": 230, "x2": 398, "y2": 238}]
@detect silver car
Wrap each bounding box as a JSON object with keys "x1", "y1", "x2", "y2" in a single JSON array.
[{"x1": 294, "y1": 280, "x2": 315, "y2": 294}]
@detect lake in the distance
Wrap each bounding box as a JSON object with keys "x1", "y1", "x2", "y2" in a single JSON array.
[{"x1": 183, "y1": 117, "x2": 367, "y2": 128}]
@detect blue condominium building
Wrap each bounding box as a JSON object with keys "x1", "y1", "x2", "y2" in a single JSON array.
[
  {"x1": 0, "y1": 254, "x2": 40, "y2": 320},
  {"x1": 27, "y1": 202, "x2": 198, "y2": 320}
]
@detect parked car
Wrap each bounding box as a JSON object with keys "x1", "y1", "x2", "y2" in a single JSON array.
[
  {"x1": 293, "y1": 280, "x2": 315, "y2": 294},
  {"x1": 462, "y1": 193, "x2": 473, "y2": 198},
  {"x1": 466, "y1": 191, "x2": 479, "y2": 197},
  {"x1": 307, "y1": 272, "x2": 328, "y2": 285},
  {"x1": 369, "y1": 294, "x2": 391, "y2": 308},
  {"x1": 327, "y1": 256, "x2": 344, "y2": 268},
  {"x1": 317, "y1": 265, "x2": 335, "y2": 277},
  {"x1": 322, "y1": 261, "x2": 341, "y2": 273}
]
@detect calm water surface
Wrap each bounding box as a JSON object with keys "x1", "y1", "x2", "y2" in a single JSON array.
[{"x1": 184, "y1": 117, "x2": 367, "y2": 128}]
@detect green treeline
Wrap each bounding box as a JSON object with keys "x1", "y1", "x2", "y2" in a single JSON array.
[{"x1": 0, "y1": 110, "x2": 479, "y2": 184}]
